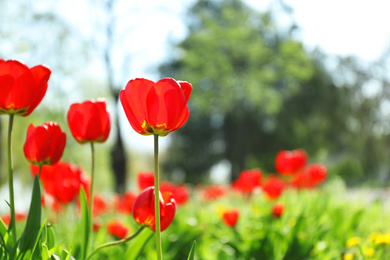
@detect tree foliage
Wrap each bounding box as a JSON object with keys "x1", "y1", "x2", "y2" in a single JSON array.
[{"x1": 160, "y1": 0, "x2": 390, "y2": 185}]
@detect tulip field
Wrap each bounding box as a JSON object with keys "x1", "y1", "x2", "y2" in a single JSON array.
[
  {"x1": 3, "y1": 175, "x2": 390, "y2": 260},
  {"x1": 1, "y1": 58, "x2": 390, "y2": 260}
]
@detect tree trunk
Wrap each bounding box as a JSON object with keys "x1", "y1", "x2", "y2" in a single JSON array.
[{"x1": 110, "y1": 116, "x2": 127, "y2": 193}]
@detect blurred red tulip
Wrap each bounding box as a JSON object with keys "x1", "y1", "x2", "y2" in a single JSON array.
[
  {"x1": 107, "y1": 220, "x2": 129, "y2": 239},
  {"x1": 0, "y1": 59, "x2": 51, "y2": 116},
  {"x1": 93, "y1": 221, "x2": 101, "y2": 232},
  {"x1": 232, "y1": 169, "x2": 262, "y2": 194},
  {"x1": 132, "y1": 187, "x2": 176, "y2": 232},
  {"x1": 31, "y1": 162, "x2": 84, "y2": 204},
  {"x1": 308, "y1": 164, "x2": 327, "y2": 186},
  {"x1": 222, "y1": 209, "x2": 239, "y2": 228},
  {"x1": 0, "y1": 212, "x2": 27, "y2": 226},
  {"x1": 272, "y1": 202, "x2": 285, "y2": 218},
  {"x1": 67, "y1": 98, "x2": 111, "y2": 144},
  {"x1": 92, "y1": 195, "x2": 108, "y2": 217},
  {"x1": 23, "y1": 122, "x2": 66, "y2": 166},
  {"x1": 120, "y1": 78, "x2": 192, "y2": 136},
  {"x1": 202, "y1": 185, "x2": 227, "y2": 201},
  {"x1": 275, "y1": 149, "x2": 308, "y2": 175},
  {"x1": 137, "y1": 171, "x2": 155, "y2": 191},
  {"x1": 116, "y1": 192, "x2": 137, "y2": 215},
  {"x1": 262, "y1": 175, "x2": 285, "y2": 200},
  {"x1": 291, "y1": 163, "x2": 327, "y2": 189},
  {"x1": 160, "y1": 182, "x2": 190, "y2": 205}
]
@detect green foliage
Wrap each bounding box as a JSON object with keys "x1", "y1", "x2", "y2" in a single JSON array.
[
  {"x1": 187, "y1": 241, "x2": 196, "y2": 260},
  {"x1": 160, "y1": 0, "x2": 390, "y2": 184},
  {"x1": 79, "y1": 188, "x2": 90, "y2": 260}
]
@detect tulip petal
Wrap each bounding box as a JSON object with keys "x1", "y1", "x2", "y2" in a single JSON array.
[
  {"x1": 26, "y1": 65, "x2": 51, "y2": 116},
  {"x1": 121, "y1": 78, "x2": 155, "y2": 134},
  {"x1": 178, "y1": 81, "x2": 192, "y2": 103}
]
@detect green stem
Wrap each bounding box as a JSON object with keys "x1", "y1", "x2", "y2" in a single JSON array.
[
  {"x1": 88, "y1": 142, "x2": 95, "y2": 253},
  {"x1": 154, "y1": 134, "x2": 162, "y2": 260},
  {"x1": 86, "y1": 226, "x2": 145, "y2": 260},
  {"x1": 7, "y1": 114, "x2": 16, "y2": 244}
]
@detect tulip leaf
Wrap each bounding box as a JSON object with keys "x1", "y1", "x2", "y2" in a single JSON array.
[
  {"x1": 45, "y1": 224, "x2": 55, "y2": 250},
  {"x1": 79, "y1": 187, "x2": 90, "y2": 260},
  {"x1": 187, "y1": 240, "x2": 196, "y2": 260},
  {"x1": 41, "y1": 244, "x2": 49, "y2": 260},
  {"x1": 61, "y1": 249, "x2": 75, "y2": 260},
  {"x1": 18, "y1": 175, "x2": 42, "y2": 258},
  {"x1": 50, "y1": 254, "x2": 60, "y2": 260},
  {"x1": 124, "y1": 228, "x2": 154, "y2": 260}
]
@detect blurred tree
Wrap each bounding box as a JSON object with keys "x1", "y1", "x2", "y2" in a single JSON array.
[
  {"x1": 160, "y1": 0, "x2": 390, "y2": 184},
  {"x1": 160, "y1": 0, "x2": 314, "y2": 182}
]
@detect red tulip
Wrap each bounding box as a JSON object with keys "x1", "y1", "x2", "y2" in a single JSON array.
[
  {"x1": 160, "y1": 182, "x2": 190, "y2": 205},
  {"x1": 23, "y1": 121, "x2": 66, "y2": 166},
  {"x1": 120, "y1": 78, "x2": 192, "y2": 136},
  {"x1": 202, "y1": 184, "x2": 227, "y2": 201},
  {"x1": 232, "y1": 169, "x2": 262, "y2": 194},
  {"x1": 92, "y1": 195, "x2": 108, "y2": 217},
  {"x1": 0, "y1": 59, "x2": 51, "y2": 116},
  {"x1": 291, "y1": 163, "x2": 327, "y2": 189},
  {"x1": 137, "y1": 171, "x2": 155, "y2": 191},
  {"x1": 275, "y1": 149, "x2": 308, "y2": 175},
  {"x1": 107, "y1": 220, "x2": 129, "y2": 239},
  {"x1": 1, "y1": 212, "x2": 27, "y2": 226},
  {"x1": 67, "y1": 98, "x2": 111, "y2": 144},
  {"x1": 272, "y1": 202, "x2": 285, "y2": 218},
  {"x1": 93, "y1": 221, "x2": 101, "y2": 232},
  {"x1": 262, "y1": 175, "x2": 285, "y2": 200},
  {"x1": 116, "y1": 192, "x2": 137, "y2": 215},
  {"x1": 31, "y1": 162, "x2": 84, "y2": 204},
  {"x1": 307, "y1": 164, "x2": 327, "y2": 186},
  {"x1": 132, "y1": 187, "x2": 176, "y2": 232},
  {"x1": 222, "y1": 209, "x2": 239, "y2": 228}
]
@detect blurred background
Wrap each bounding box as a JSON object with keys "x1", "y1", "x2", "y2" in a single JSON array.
[{"x1": 1, "y1": 0, "x2": 390, "y2": 194}]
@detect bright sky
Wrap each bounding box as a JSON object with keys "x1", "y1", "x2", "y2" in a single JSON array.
[{"x1": 249, "y1": 0, "x2": 390, "y2": 62}]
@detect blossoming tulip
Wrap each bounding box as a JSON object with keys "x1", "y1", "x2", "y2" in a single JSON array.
[
  {"x1": 92, "y1": 195, "x2": 108, "y2": 217},
  {"x1": 0, "y1": 212, "x2": 27, "y2": 226},
  {"x1": 291, "y1": 163, "x2": 327, "y2": 189},
  {"x1": 31, "y1": 162, "x2": 84, "y2": 204},
  {"x1": 275, "y1": 149, "x2": 308, "y2": 175},
  {"x1": 107, "y1": 220, "x2": 129, "y2": 239},
  {"x1": 132, "y1": 187, "x2": 176, "y2": 232},
  {"x1": 160, "y1": 182, "x2": 190, "y2": 205},
  {"x1": 232, "y1": 169, "x2": 262, "y2": 194},
  {"x1": 116, "y1": 192, "x2": 137, "y2": 215},
  {"x1": 222, "y1": 209, "x2": 239, "y2": 228},
  {"x1": 137, "y1": 171, "x2": 155, "y2": 191},
  {"x1": 0, "y1": 59, "x2": 51, "y2": 116},
  {"x1": 262, "y1": 175, "x2": 285, "y2": 200},
  {"x1": 202, "y1": 184, "x2": 227, "y2": 201},
  {"x1": 67, "y1": 98, "x2": 111, "y2": 144},
  {"x1": 23, "y1": 121, "x2": 66, "y2": 166},
  {"x1": 120, "y1": 78, "x2": 192, "y2": 136},
  {"x1": 272, "y1": 202, "x2": 285, "y2": 218}
]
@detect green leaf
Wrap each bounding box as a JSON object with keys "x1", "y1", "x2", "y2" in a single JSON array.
[
  {"x1": 18, "y1": 175, "x2": 42, "y2": 258},
  {"x1": 187, "y1": 240, "x2": 196, "y2": 260},
  {"x1": 50, "y1": 254, "x2": 60, "y2": 260},
  {"x1": 41, "y1": 245, "x2": 49, "y2": 260},
  {"x1": 45, "y1": 224, "x2": 55, "y2": 250},
  {"x1": 30, "y1": 219, "x2": 47, "y2": 260},
  {"x1": 125, "y1": 228, "x2": 154, "y2": 260},
  {"x1": 61, "y1": 249, "x2": 75, "y2": 260},
  {"x1": 79, "y1": 187, "x2": 90, "y2": 260}
]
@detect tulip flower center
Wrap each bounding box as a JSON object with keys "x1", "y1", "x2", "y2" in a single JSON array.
[
  {"x1": 141, "y1": 121, "x2": 170, "y2": 136},
  {"x1": 0, "y1": 106, "x2": 28, "y2": 116}
]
